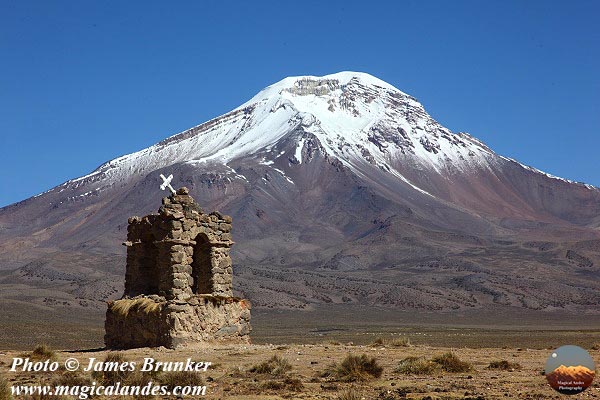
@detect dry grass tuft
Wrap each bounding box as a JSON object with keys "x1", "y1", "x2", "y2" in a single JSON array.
[
  {"x1": 159, "y1": 371, "x2": 204, "y2": 390},
  {"x1": 260, "y1": 380, "x2": 285, "y2": 390},
  {"x1": 30, "y1": 344, "x2": 57, "y2": 361},
  {"x1": 327, "y1": 354, "x2": 383, "y2": 382},
  {"x1": 487, "y1": 360, "x2": 522, "y2": 370},
  {"x1": 51, "y1": 371, "x2": 92, "y2": 387},
  {"x1": 250, "y1": 355, "x2": 292, "y2": 376},
  {"x1": 395, "y1": 356, "x2": 439, "y2": 375},
  {"x1": 91, "y1": 352, "x2": 133, "y2": 385},
  {"x1": 337, "y1": 387, "x2": 363, "y2": 400},
  {"x1": 110, "y1": 298, "x2": 161, "y2": 317},
  {"x1": 261, "y1": 377, "x2": 303, "y2": 392},
  {"x1": 432, "y1": 352, "x2": 473, "y2": 373},
  {"x1": 389, "y1": 337, "x2": 411, "y2": 347},
  {"x1": 0, "y1": 374, "x2": 10, "y2": 400},
  {"x1": 123, "y1": 371, "x2": 157, "y2": 400},
  {"x1": 395, "y1": 353, "x2": 472, "y2": 374},
  {"x1": 282, "y1": 376, "x2": 303, "y2": 392},
  {"x1": 591, "y1": 343, "x2": 600, "y2": 350}
]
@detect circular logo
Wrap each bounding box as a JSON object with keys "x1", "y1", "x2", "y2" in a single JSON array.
[{"x1": 545, "y1": 345, "x2": 595, "y2": 395}]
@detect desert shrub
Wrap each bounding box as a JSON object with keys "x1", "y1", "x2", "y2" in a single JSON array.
[
  {"x1": 249, "y1": 355, "x2": 292, "y2": 376},
  {"x1": 328, "y1": 354, "x2": 383, "y2": 382},
  {"x1": 51, "y1": 371, "x2": 92, "y2": 387},
  {"x1": 592, "y1": 343, "x2": 600, "y2": 350},
  {"x1": 260, "y1": 377, "x2": 302, "y2": 392},
  {"x1": 395, "y1": 356, "x2": 438, "y2": 375},
  {"x1": 91, "y1": 352, "x2": 132, "y2": 385},
  {"x1": 159, "y1": 371, "x2": 204, "y2": 390},
  {"x1": 389, "y1": 337, "x2": 411, "y2": 347},
  {"x1": 30, "y1": 344, "x2": 56, "y2": 361},
  {"x1": 371, "y1": 337, "x2": 386, "y2": 346},
  {"x1": 283, "y1": 376, "x2": 303, "y2": 391},
  {"x1": 432, "y1": 352, "x2": 473, "y2": 373},
  {"x1": 122, "y1": 371, "x2": 158, "y2": 400},
  {"x1": 487, "y1": 360, "x2": 521, "y2": 370},
  {"x1": 337, "y1": 387, "x2": 363, "y2": 400},
  {"x1": 261, "y1": 380, "x2": 284, "y2": 390},
  {"x1": 0, "y1": 374, "x2": 10, "y2": 400}
]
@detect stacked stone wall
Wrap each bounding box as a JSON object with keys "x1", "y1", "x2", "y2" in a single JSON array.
[{"x1": 105, "y1": 187, "x2": 250, "y2": 349}]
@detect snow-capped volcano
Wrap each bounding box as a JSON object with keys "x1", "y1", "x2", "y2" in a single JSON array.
[
  {"x1": 64, "y1": 71, "x2": 595, "y2": 203},
  {"x1": 2, "y1": 72, "x2": 600, "y2": 320},
  {"x1": 69, "y1": 72, "x2": 495, "y2": 189}
]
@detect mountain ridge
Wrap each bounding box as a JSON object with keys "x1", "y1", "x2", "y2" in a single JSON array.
[{"x1": 19, "y1": 71, "x2": 596, "y2": 209}]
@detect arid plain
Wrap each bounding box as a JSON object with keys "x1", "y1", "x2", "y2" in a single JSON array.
[{"x1": 2, "y1": 340, "x2": 599, "y2": 399}]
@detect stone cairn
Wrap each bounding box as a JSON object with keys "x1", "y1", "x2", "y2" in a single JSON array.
[{"x1": 105, "y1": 187, "x2": 251, "y2": 349}]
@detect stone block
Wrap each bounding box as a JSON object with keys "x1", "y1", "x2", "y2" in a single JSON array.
[
  {"x1": 172, "y1": 264, "x2": 192, "y2": 274},
  {"x1": 170, "y1": 252, "x2": 186, "y2": 263},
  {"x1": 168, "y1": 220, "x2": 182, "y2": 230},
  {"x1": 219, "y1": 223, "x2": 232, "y2": 232}
]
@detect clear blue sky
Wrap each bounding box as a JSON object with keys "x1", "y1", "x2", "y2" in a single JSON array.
[{"x1": 1, "y1": 0, "x2": 599, "y2": 207}]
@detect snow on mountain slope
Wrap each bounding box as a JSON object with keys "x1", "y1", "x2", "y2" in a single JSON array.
[{"x1": 60, "y1": 71, "x2": 597, "y2": 201}]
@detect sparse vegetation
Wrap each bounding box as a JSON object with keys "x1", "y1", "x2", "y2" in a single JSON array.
[
  {"x1": 30, "y1": 344, "x2": 56, "y2": 361},
  {"x1": 395, "y1": 356, "x2": 439, "y2": 375},
  {"x1": 261, "y1": 380, "x2": 285, "y2": 390},
  {"x1": 326, "y1": 354, "x2": 383, "y2": 382},
  {"x1": 282, "y1": 376, "x2": 303, "y2": 392},
  {"x1": 432, "y1": 352, "x2": 473, "y2": 373},
  {"x1": 250, "y1": 355, "x2": 292, "y2": 376},
  {"x1": 0, "y1": 374, "x2": 10, "y2": 400},
  {"x1": 121, "y1": 371, "x2": 156, "y2": 400},
  {"x1": 159, "y1": 371, "x2": 204, "y2": 390},
  {"x1": 395, "y1": 353, "x2": 472, "y2": 374},
  {"x1": 337, "y1": 387, "x2": 363, "y2": 400},
  {"x1": 110, "y1": 298, "x2": 161, "y2": 317},
  {"x1": 261, "y1": 377, "x2": 303, "y2": 392},
  {"x1": 51, "y1": 371, "x2": 92, "y2": 387},
  {"x1": 91, "y1": 352, "x2": 133, "y2": 385},
  {"x1": 3, "y1": 336, "x2": 597, "y2": 399},
  {"x1": 487, "y1": 360, "x2": 522, "y2": 370}
]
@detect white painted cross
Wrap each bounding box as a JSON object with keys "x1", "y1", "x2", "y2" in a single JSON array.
[{"x1": 160, "y1": 174, "x2": 176, "y2": 195}]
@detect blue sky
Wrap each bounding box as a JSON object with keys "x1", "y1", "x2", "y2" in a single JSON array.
[{"x1": 1, "y1": 0, "x2": 599, "y2": 207}]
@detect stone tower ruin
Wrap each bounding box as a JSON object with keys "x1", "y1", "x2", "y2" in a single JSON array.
[{"x1": 105, "y1": 187, "x2": 251, "y2": 349}]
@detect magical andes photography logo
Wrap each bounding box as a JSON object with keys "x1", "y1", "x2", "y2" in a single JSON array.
[{"x1": 545, "y1": 345, "x2": 596, "y2": 395}]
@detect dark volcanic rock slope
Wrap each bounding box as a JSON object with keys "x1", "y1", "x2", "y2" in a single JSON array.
[{"x1": 1, "y1": 72, "x2": 599, "y2": 315}]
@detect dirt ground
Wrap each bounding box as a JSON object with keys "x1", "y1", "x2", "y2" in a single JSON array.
[{"x1": 1, "y1": 342, "x2": 598, "y2": 399}]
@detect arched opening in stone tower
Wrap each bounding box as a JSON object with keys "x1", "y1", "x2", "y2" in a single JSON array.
[
  {"x1": 191, "y1": 233, "x2": 213, "y2": 294},
  {"x1": 135, "y1": 231, "x2": 159, "y2": 295}
]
